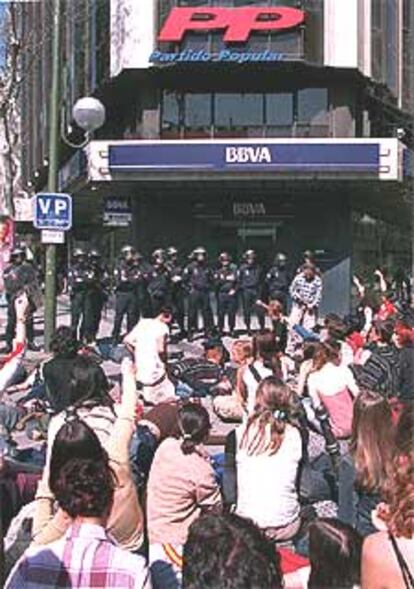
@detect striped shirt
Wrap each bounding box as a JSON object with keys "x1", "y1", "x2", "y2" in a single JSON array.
[
  {"x1": 5, "y1": 522, "x2": 151, "y2": 589},
  {"x1": 290, "y1": 273, "x2": 323, "y2": 308}
]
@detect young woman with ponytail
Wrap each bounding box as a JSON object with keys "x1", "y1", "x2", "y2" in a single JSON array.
[{"x1": 234, "y1": 377, "x2": 303, "y2": 541}]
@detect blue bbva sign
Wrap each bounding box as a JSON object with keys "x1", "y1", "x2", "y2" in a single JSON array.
[{"x1": 108, "y1": 142, "x2": 380, "y2": 175}]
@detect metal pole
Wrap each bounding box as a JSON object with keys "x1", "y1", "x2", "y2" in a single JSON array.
[{"x1": 44, "y1": 0, "x2": 61, "y2": 351}]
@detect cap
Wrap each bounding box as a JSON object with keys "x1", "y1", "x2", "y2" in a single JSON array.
[
  {"x1": 72, "y1": 247, "x2": 86, "y2": 258},
  {"x1": 121, "y1": 245, "x2": 136, "y2": 256}
]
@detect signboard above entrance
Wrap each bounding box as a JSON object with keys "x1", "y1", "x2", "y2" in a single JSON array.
[{"x1": 158, "y1": 7, "x2": 305, "y2": 44}]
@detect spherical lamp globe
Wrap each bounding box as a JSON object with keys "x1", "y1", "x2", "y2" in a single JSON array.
[{"x1": 72, "y1": 97, "x2": 106, "y2": 132}]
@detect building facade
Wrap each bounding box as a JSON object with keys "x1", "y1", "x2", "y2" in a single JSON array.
[{"x1": 20, "y1": 0, "x2": 413, "y2": 314}]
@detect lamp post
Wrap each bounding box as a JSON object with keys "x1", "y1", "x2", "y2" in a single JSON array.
[{"x1": 44, "y1": 0, "x2": 105, "y2": 350}]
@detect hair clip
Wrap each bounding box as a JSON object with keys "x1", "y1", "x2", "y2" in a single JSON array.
[
  {"x1": 64, "y1": 408, "x2": 78, "y2": 423},
  {"x1": 183, "y1": 433, "x2": 192, "y2": 440},
  {"x1": 273, "y1": 410, "x2": 287, "y2": 422}
]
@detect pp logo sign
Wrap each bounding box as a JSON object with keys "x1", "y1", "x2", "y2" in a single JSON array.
[{"x1": 34, "y1": 193, "x2": 73, "y2": 231}]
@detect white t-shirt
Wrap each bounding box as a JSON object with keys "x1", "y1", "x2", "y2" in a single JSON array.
[
  {"x1": 242, "y1": 361, "x2": 273, "y2": 415},
  {"x1": 235, "y1": 423, "x2": 302, "y2": 529},
  {"x1": 125, "y1": 318, "x2": 169, "y2": 384},
  {"x1": 307, "y1": 362, "x2": 359, "y2": 400}
]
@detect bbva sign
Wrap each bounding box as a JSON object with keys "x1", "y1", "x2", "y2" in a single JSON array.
[{"x1": 158, "y1": 6, "x2": 305, "y2": 44}]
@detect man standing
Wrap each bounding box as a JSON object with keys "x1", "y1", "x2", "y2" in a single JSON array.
[
  {"x1": 3, "y1": 247, "x2": 39, "y2": 352},
  {"x1": 166, "y1": 246, "x2": 186, "y2": 339},
  {"x1": 86, "y1": 248, "x2": 110, "y2": 344},
  {"x1": 287, "y1": 262, "x2": 323, "y2": 354},
  {"x1": 265, "y1": 252, "x2": 290, "y2": 308},
  {"x1": 237, "y1": 249, "x2": 265, "y2": 334},
  {"x1": 67, "y1": 247, "x2": 90, "y2": 342},
  {"x1": 147, "y1": 249, "x2": 171, "y2": 316},
  {"x1": 184, "y1": 247, "x2": 214, "y2": 341},
  {"x1": 112, "y1": 245, "x2": 142, "y2": 343},
  {"x1": 124, "y1": 307, "x2": 177, "y2": 405},
  {"x1": 214, "y1": 252, "x2": 238, "y2": 337}
]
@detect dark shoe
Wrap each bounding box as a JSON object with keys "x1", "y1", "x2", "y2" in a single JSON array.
[{"x1": 27, "y1": 342, "x2": 40, "y2": 352}]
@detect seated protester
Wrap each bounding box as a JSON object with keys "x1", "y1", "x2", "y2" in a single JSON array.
[
  {"x1": 0, "y1": 293, "x2": 29, "y2": 397},
  {"x1": 361, "y1": 403, "x2": 414, "y2": 589},
  {"x1": 322, "y1": 313, "x2": 354, "y2": 367},
  {"x1": 338, "y1": 390, "x2": 395, "y2": 537},
  {"x1": 296, "y1": 342, "x2": 320, "y2": 397},
  {"x1": 170, "y1": 337, "x2": 231, "y2": 398},
  {"x1": 233, "y1": 377, "x2": 303, "y2": 541},
  {"x1": 182, "y1": 513, "x2": 283, "y2": 589},
  {"x1": 239, "y1": 331, "x2": 281, "y2": 415},
  {"x1": 356, "y1": 319, "x2": 400, "y2": 398},
  {"x1": 394, "y1": 321, "x2": 414, "y2": 402},
  {"x1": 375, "y1": 268, "x2": 397, "y2": 321},
  {"x1": 353, "y1": 276, "x2": 381, "y2": 338},
  {"x1": 257, "y1": 299, "x2": 288, "y2": 352},
  {"x1": 6, "y1": 455, "x2": 150, "y2": 589},
  {"x1": 32, "y1": 357, "x2": 144, "y2": 552},
  {"x1": 213, "y1": 339, "x2": 253, "y2": 423},
  {"x1": 124, "y1": 306, "x2": 177, "y2": 405},
  {"x1": 307, "y1": 340, "x2": 359, "y2": 439},
  {"x1": 129, "y1": 401, "x2": 181, "y2": 492},
  {"x1": 146, "y1": 403, "x2": 222, "y2": 589},
  {"x1": 307, "y1": 518, "x2": 362, "y2": 589},
  {"x1": 41, "y1": 326, "x2": 80, "y2": 412}
]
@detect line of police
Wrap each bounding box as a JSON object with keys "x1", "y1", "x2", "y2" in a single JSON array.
[{"x1": 68, "y1": 245, "x2": 294, "y2": 343}]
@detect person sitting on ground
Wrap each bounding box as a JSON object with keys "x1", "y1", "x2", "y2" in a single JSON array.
[
  {"x1": 0, "y1": 293, "x2": 30, "y2": 397},
  {"x1": 322, "y1": 313, "x2": 354, "y2": 367},
  {"x1": 338, "y1": 390, "x2": 395, "y2": 537},
  {"x1": 146, "y1": 402, "x2": 222, "y2": 589},
  {"x1": 182, "y1": 513, "x2": 283, "y2": 589},
  {"x1": 213, "y1": 339, "x2": 253, "y2": 423},
  {"x1": 356, "y1": 319, "x2": 400, "y2": 398},
  {"x1": 124, "y1": 306, "x2": 177, "y2": 405},
  {"x1": 394, "y1": 321, "x2": 414, "y2": 403},
  {"x1": 307, "y1": 340, "x2": 359, "y2": 440},
  {"x1": 231, "y1": 377, "x2": 303, "y2": 541},
  {"x1": 6, "y1": 455, "x2": 150, "y2": 588},
  {"x1": 257, "y1": 299, "x2": 288, "y2": 352},
  {"x1": 32, "y1": 357, "x2": 144, "y2": 552},
  {"x1": 239, "y1": 330, "x2": 281, "y2": 415},
  {"x1": 307, "y1": 518, "x2": 362, "y2": 589},
  {"x1": 362, "y1": 403, "x2": 414, "y2": 589},
  {"x1": 169, "y1": 337, "x2": 232, "y2": 399}
]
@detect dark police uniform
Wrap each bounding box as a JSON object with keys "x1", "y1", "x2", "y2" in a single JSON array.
[
  {"x1": 167, "y1": 261, "x2": 186, "y2": 335},
  {"x1": 112, "y1": 259, "x2": 143, "y2": 342},
  {"x1": 68, "y1": 262, "x2": 94, "y2": 341},
  {"x1": 146, "y1": 264, "x2": 171, "y2": 316},
  {"x1": 184, "y1": 261, "x2": 214, "y2": 337},
  {"x1": 4, "y1": 261, "x2": 38, "y2": 348},
  {"x1": 87, "y1": 261, "x2": 110, "y2": 342},
  {"x1": 237, "y1": 263, "x2": 265, "y2": 332},
  {"x1": 214, "y1": 263, "x2": 238, "y2": 335},
  {"x1": 265, "y1": 265, "x2": 290, "y2": 308}
]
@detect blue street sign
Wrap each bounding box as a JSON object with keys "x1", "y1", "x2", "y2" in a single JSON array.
[{"x1": 34, "y1": 193, "x2": 72, "y2": 231}]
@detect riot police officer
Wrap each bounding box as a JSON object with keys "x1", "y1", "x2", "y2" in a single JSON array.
[
  {"x1": 67, "y1": 247, "x2": 92, "y2": 341},
  {"x1": 166, "y1": 246, "x2": 186, "y2": 338},
  {"x1": 3, "y1": 246, "x2": 39, "y2": 351},
  {"x1": 146, "y1": 248, "x2": 171, "y2": 316},
  {"x1": 184, "y1": 246, "x2": 214, "y2": 341},
  {"x1": 237, "y1": 249, "x2": 265, "y2": 334},
  {"x1": 112, "y1": 245, "x2": 143, "y2": 343},
  {"x1": 87, "y1": 249, "x2": 110, "y2": 343},
  {"x1": 214, "y1": 252, "x2": 238, "y2": 337},
  {"x1": 265, "y1": 252, "x2": 290, "y2": 308}
]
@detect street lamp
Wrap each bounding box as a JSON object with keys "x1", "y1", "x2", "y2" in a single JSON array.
[{"x1": 61, "y1": 96, "x2": 106, "y2": 148}]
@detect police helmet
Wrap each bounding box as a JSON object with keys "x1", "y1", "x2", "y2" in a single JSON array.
[
  {"x1": 275, "y1": 252, "x2": 287, "y2": 265},
  {"x1": 121, "y1": 245, "x2": 136, "y2": 257},
  {"x1": 89, "y1": 248, "x2": 101, "y2": 259},
  {"x1": 72, "y1": 247, "x2": 86, "y2": 259},
  {"x1": 219, "y1": 251, "x2": 232, "y2": 263},
  {"x1": 134, "y1": 250, "x2": 143, "y2": 261},
  {"x1": 10, "y1": 246, "x2": 25, "y2": 260},
  {"x1": 303, "y1": 249, "x2": 315, "y2": 261},
  {"x1": 166, "y1": 246, "x2": 178, "y2": 259},
  {"x1": 192, "y1": 246, "x2": 207, "y2": 261},
  {"x1": 152, "y1": 248, "x2": 166, "y2": 264},
  {"x1": 243, "y1": 249, "x2": 256, "y2": 261}
]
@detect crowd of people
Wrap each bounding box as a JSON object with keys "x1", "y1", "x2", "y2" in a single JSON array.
[{"x1": 1, "y1": 251, "x2": 414, "y2": 587}]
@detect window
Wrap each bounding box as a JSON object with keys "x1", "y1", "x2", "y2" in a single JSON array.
[
  {"x1": 185, "y1": 94, "x2": 212, "y2": 128},
  {"x1": 297, "y1": 88, "x2": 328, "y2": 123},
  {"x1": 215, "y1": 94, "x2": 263, "y2": 127},
  {"x1": 162, "y1": 92, "x2": 180, "y2": 132},
  {"x1": 266, "y1": 93, "x2": 294, "y2": 125}
]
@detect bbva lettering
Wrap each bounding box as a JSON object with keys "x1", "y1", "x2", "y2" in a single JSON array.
[
  {"x1": 225, "y1": 147, "x2": 272, "y2": 164},
  {"x1": 158, "y1": 7, "x2": 305, "y2": 44}
]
